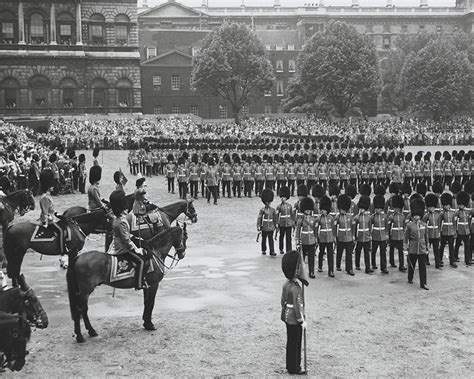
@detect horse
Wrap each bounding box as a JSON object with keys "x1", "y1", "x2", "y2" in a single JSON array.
[
  {"x1": 0, "y1": 274, "x2": 49, "y2": 329},
  {"x1": 0, "y1": 312, "x2": 31, "y2": 372},
  {"x1": 4, "y1": 216, "x2": 87, "y2": 286},
  {"x1": 67, "y1": 224, "x2": 187, "y2": 343}
]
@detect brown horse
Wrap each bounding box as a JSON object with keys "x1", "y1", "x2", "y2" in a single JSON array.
[{"x1": 67, "y1": 224, "x2": 187, "y2": 343}]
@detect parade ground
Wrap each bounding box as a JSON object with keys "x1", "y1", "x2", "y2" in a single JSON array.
[{"x1": 5, "y1": 147, "x2": 473, "y2": 377}]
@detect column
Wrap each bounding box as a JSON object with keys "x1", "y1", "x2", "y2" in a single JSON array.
[
  {"x1": 76, "y1": 1, "x2": 82, "y2": 45},
  {"x1": 50, "y1": 3, "x2": 57, "y2": 45},
  {"x1": 18, "y1": 1, "x2": 25, "y2": 44}
]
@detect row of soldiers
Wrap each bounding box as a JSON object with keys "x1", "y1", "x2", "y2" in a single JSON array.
[
  {"x1": 256, "y1": 180, "x2": 474, "y2": 290},
  {"x1": 157, "y1": 149, "x2": 474, "y2": 201}
]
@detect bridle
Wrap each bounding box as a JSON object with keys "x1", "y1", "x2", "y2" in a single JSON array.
[{"x1": 22, "y1": 288, "x2": 47, "y2": 329}]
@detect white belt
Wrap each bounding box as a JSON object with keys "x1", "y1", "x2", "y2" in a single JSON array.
[
  {"x1": 286, "y1": 304, "x2": 294, "y2": 308},
  {"x1": 263, "y1": 218, "x2": 272, "y2": 222},
  {"x1": 301, "y1": 231, "x2": 312, "y2": 234},
  {"x1": 373, "y1": 227, "x2": 385, "y2": 230},
  {"x1": 443, "y1": 222, "x2": 453, "y2": 225},
  {"x1": 339, "y1": 228, "x2": 351, "y2": 232},
  {"x1": 391, "y1": 227, "x2": 403, "y2": 230},
  {"x1": 320, "y1": 228, "x2": 332, "y2": 232},
  {"x1": 458, "y1": 222, "x2": 468, "y2": 225},
  {"x1": 358, "y1": 228, "x2": 369, "y2": 232},
  {"x1": 280, "y1": 215, "x2": 291, "y2": 218},
  {"x1": 427, "y1": 226, "x2": 437, "y2": 229}
]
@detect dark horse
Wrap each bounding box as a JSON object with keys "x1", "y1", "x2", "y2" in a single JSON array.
[
  {"x1": 0, "y1": 312, "x2": 31, "y2": 371},
  {"x1": 67, "y1": 224, "x2": 187, "y2": 343}
]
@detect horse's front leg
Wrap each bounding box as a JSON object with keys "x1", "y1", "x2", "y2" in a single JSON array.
[
  {"x1": 142, "y1": 280, "x2": 159, "y2": 331},
  {"x1": 81, "y1": 294, "x2": 98, "y2": 338}
]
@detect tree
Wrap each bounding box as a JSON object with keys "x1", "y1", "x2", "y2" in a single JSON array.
[
  {"x1": 191, "y1": 23, "x2": 274, "y2": 124},
  {"x1": 294, "y1": 21, "x2": 379, "y2": 117},
  {"x1": 400, "y1": 37, "x2": 472, "y2": 119}
]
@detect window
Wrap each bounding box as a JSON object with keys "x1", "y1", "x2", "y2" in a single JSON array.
[
  {"x1": 60, "y1": 78, "x2": 77, "y2": 108},
  {"x1": 383, "y1": 24, "x2": 390, "y2": 33},
  {"x1": 264, "y1": 89, "x2": 272, "y2": 97},
  {"x1": 30, "y1": 13, "x2": 45, "y2": 44},
  {"x1": 401, "y1": 24, "x2": 408, "y2": 33},
  {"x1": 366, "y1": 25, "x2": 373, "y2": 33},
  {"x1": 288, "y1": 60, "x2": 296, "y2": 73},
  {"x1": 383, "y1": 36, "x2": 391, "y2": 49},
  {"x1": 115, "y1": 14, "x2": 129, "y2": 45},
  {"x1": 276, "y1": 60, "x2": 283, "y2": 72},
  {"x1": 153, "y1": 75, "x2": 161, "y2": 90},
  {"x1": 154, "y1": 105, "x2": 162, "y2": 114},
  {"x1": 265, "y1": 44, "x2": 271, "y2": 51},
  {"x1": 287, "y1": 44, "x2": 295, "y2": 51},
  {"x1": 91, "y1": 78, "x2": 107, "y2": 107},
  {"x1": 241, "y1": 105, "x2": 249, "y2": 117},
  {"x1": 1, "y1": 78, "x2": 19, "y2": 108},
  {"x1": 29, "y1": 75, "x2": 50, "y2": 107},
  {"x1": 436, "y1": 25, "x2": 442, "y2": 33},
  {"x1": 264, "y1": 105, "x2": 272, "y2": 114},
  {"x1": 171, "y1": 105, "x2": 180, "y2": 114},
  {"x1": 90, "y1": 14, "x2": 105, "y2": 45},
  {"x1": 219, "y1": 105, "x2": 227, "y2": 119},
  {"x1": 190, "y1": 105, "x2": 199, "y2": 116},
  {"x1": 276, "y1": 80, "x2": 284, "y2": 96},
  {"x1": 276, "y1": 44, "x2": 283, "y2": 51},
  {"x1": 147, "y1": 47, "x2": 156, "y2": 59},
  {"x1": 57, "y1": 12, "x2": 74, "y2": 45},
  {"x1": 171, "y1": 75, "x2": 180, "y2": 91},
  {"x1": 2, "y1": 22, "x2": 13, "y2": 43},
  {"x1": 0, "y1": 11, "x2": 15, "y2": 44},
  {"x1": 117, "y1": 78, "x2": 132, "y2": 108},
  {"x1": 419, "y1": 25, "x2": 425, "y2": 32},
  {"x1": 454, "y1": 25, "x2": 459, "y2": 32}
]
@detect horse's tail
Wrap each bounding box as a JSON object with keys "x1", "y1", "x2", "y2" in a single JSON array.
[{"x1": 66, "y1": 257, "x2": 81, "y2": 320}]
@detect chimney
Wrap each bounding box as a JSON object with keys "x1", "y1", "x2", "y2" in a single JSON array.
[
  {"x1": 201, "y1": 0, "x2": 208, "y2": 10},
  {"x1": 352, "y1": 0, "x2": 359, "y2": 7},
  {"x1": 241, "y1": 0, "x2": 245, "y2": 7},
  {"x1": 386, "y1": 0, "x2": 394, "y2": 7},
  {"x1": 419, "y1": 0, "x2": 428, "y2": 7},
  {"x1": 274, "y1": 0, "x2": 281, "y2": 7}
]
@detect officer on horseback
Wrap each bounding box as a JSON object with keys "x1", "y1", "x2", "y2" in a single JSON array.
[
  {"x1": 87, "y1": 166, "x2": 104, "y2": 211},
  {"x1": 110, "y1": 190, "x2": 148, "y2": 290}
]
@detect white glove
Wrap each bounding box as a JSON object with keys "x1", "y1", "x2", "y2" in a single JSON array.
[
  {"x1": 301, "y1": 320, "x2": 307, "y2": 330},
  {"x1": 135, "y1": 247, "x2": 144, "y2": 256}
]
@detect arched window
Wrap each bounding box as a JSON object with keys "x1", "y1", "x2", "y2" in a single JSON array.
[
  {"x1": 29, "y1": 75, "x2": 50, "y2": 107},
  {"x1": 60, "y1": 78, "x2": 77, "y2": 108},
  {"x1": 1, "y1": 77, "x2": 20, "y2": 108},
  {"x1": 0, "y1": 10, "x2": 16, "y2": 44},
  {"x1": 57, "y1": 12, "x2": 75, "y2": 45},
  {"x1": 89, "y1": 13, "x2": 105, "y2": 45},
  {"x1": 114, "y1": 14, "x2": 129, "y2": 45},
  {"x1": 91, "y1": 78, "x2": 107, "y2": 107},
  {"x1": 30, "y1": 13, "x2": 45, "y2": 44},
  {"x1": 116, "y1": 78, "x2": 132, "y2": 108}
]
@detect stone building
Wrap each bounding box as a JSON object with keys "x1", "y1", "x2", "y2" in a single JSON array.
[
  {"x1": 0, "y1": 0, "x2": 141, "y2": 117},
  {"x1": 138, "y1": 0, "x2": 473, "y2": 117}
]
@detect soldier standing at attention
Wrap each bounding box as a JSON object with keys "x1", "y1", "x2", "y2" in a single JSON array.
[
  {"x1": 232, "y1": 158, "x2": 243, "y2": 198},
  {"x1": 257, "y1": 189, "x2": 277, "y2": 256},
  {"x1": 387, "y1": 194, "x2": 407, "y2": 271},
  {"x1": 296, "y1": 197, "x2": 318, "y2": 278},
  {"x1": 423, "y1": 193, "x2": 442, "y2": 269},
  {"x1": 353, "y1": 195, "x2": 373, "y2": 274},
  {"x1": 405, "y1": 198, "x2": 429, "y2": 290},
  {"x1": 277, "y1": 186, "x2": 294, "y2": 255},
  {"x1": 371, "y1": 195, "x2": 389, "y2": 274},
  {"x1": 205, "y1": 157, "x2": 219, "y2": 205},
  {"x1": 439, "y1": 192, "x2": 456, "y2": 268},
  {"x1": 87, "y1": 166, "x2": 103, "y2": 211},
  {"x1": 453, "y1": 191, "x2": 472, "y2": 266},
  {"x1": 189, "y1": 159, "x2": 199, "y2": 200},
  {"x1": 166, "y1": 154, "x2": 176, "y2": 194},
  {"x1": 334, "y1": 194, "x2": 355, "y2": 276},
  {"x1": 318, "y1": 195, "x2": 335, "y2": 277},
  {"x1": 242, "y1": 161, "x2": 254, "y2": 198},
  {"x1": 177, "y1": 157, "x2": 189, "y2": 200},
  {"x1": 254, "y1": 158, "x2": 264, "y2": 197}
]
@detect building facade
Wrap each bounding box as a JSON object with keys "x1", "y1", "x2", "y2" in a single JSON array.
[
  {"x1": 138, "y1": 0, "x2": 473, "y2": 118},
  {"x1": 0, "y1": 0, "x2": 141, "y2": 117}
]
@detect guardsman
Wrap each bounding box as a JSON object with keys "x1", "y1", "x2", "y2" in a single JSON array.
[
  {"x1": 349, "y1": 157, "x2": 358, "y2": 191},
  {"x1": 439, "y1": 192, "x2": 456, "y2": 268},
  {"x1": 371, "y1": 195, "x2": 389, "y2": 274},
  {"x1": 368, "y1": 157, "x2": 377, "y2": 188},
  {"x1": 413, "y1": 154, "x2": 424, "y2": 188},
  {"x1": 242, "y1": 161, "x2": 254, "y2": 198},
  {"x1": 221, "y1": 159, "x2": 232, "y2": 198},
  {"x1": 353, "y1": 195, "x2": 372, "y2": 274},
  {"x1": 287, "y1": 158, "x2": 297, "y2": 196},
  {"x1": 200, "y1": 161, "x2": 208, "y2": 198},
  {"x1": 189, "y1": 160, "x2": 199, "y2": 200},
  {"x1": 317, "y1": 195, "x2": 335, "y2": 277},
  {"x1": 376, "y1": 157, "x2": 385, "y2": 187},
  {"x1": 400, "y1": 183, "x2": 412, "y2": 218},
  {"x1": 88, "y1": 166, "x2": 103, "y2": 211},
  {"x1": 391, "y1": 157, "x2": 403, "y2": 186},
  {"x1": 257, "y1": 189, "x2": 277, "y2": 256},
  {"x1": 312, "y1": 184, "x2": 325, "y2": 216},
  {"x1": 277, "y1": 186, "x2": 294, "y2": 255},
  {"x1": 265, "y1": 157, "x2": 275, "y2": 191},
  {"x1": 254, "y1": 158, "x2": 264, "y2": 197},
  {"x1": 166, "y1": 154, "x2": 176, "y2": 194},
  {"x1": 177, "y1": 157, "x2": 189, "y2": 200},
  {"x1": 443, "y1": 153, "x2": 453, "y2": 189},
  {"x1": 205, "y1": 157, "x2": 219, "y2": 205},
  {"x1": 276, "y1": 159, "x2": 287, "y2": 194},
  {"x1": 132, "y1": 150, "x2": 139, "y2": 175},
  {"x1": 454, "y1": 155, "x2": 463, "y2": 184},
  {"x1": 423, "y1": 193, "x2": 442, "y2": 269},
  {"x1": 296, "y1": 158, "x2": 307, "y2": 189},
  {"x1": 334, "y1": 194, "x2": 354, "y2": 276},
  {"x1": 328, "y1": 183, "x2": 340, "y2": 217},
  {"x1": 403, "y1": 153, "x2": 413, "y2": 186},
  {"x1": 454, "y1": 191, "x2": 472, "y2": 266},
  {"x1": 306, "y1": 161, "x2": 317, "y2": 193},
  {"x1": 328, "y1": 157, "x2": 339, "y2": 189},
  {"x1": 296, "y1": 197, "x2": 318, "y2": 279},
  {"x1": 232, "y1": 158, "x2": 243, "y2": 198},
  {"x1": 404, "y1": 198, "x2": 429, "y2": 290},
  {"x1": 433, "y1": 152, "x2": 443, "y2": 185},
  {"x1": 423, "y1": 153, "x2": 432, "y2": 190},
  {"x1": 318, "y1": 156, "x2": 328, "y2": 190},
  {"x1": 432, "y1": 181, "x2": 443, "y2": 212},
  {"x1": 339, "y1": 157, "x2": 349, "y2": 191},
  {"x1": 388, "y1": 194, "x2": 407, "y2": 271},
  {"x1": 461, "y1": 153, "x2": 471, "y2": 186}
]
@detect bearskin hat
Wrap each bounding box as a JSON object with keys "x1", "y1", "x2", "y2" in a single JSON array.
[
  {"x1": 434, "y1": 151, "x2": 441, "y2": 161},
  {"x1": 400, "y1": 182, "x2": 412, "y2": 195},
  {"x1": 410, "y1": 198, "x2": 425, "y2": 218},
  {"x1": 311, "y1": 184, "x2": 325, "y2": 199},
  {"x1": 300, "y1": 197, "x2": 315, "y2": 213},
  {"x1": 49, "y1": 153, "x2": 57, "y2": 163},
  {"x1": 279, "y1": 186, "x2": 290, "y2": 199},
  {"x1": 78, "y1": 153, "x2": 85, "y2": 163},
  {"x1": 450, "y1": 181, "x2": 461, "y2": 195},
  {"x1": 261, "y1": 189, "x2": 274, "y2": 204},
  {"x1": 410, "y1": 193, "x2": 422, "y2": 202},
  {"x1": 110, "y1": 190, "x2": 126, "y2": 217},
  {"x1": 345, "y1": 184, "x2": 357, "y2": 200},
  {"x1": 297, "y1": 184, "x2": 308, "y2": 197},
  {"x1": 136, "y1": 177, "x2": 145, "y2": 188},
  {"x1": 440, "y1": 192, "x2": 453, "y2": 207},
  {"x1": 39, "y1": 169, "x2": 55, "y2": 194},
  {"x1": 92, "y1": 147, "x2": 100, "y2": 158},
  {"x1": 389, "y1": 182, "x2": 400, "y2": 195},
  {"x1": 432, "y1": 181, "x2": 443, "y2": 195},
  {"x1": 329, "y1": 183, "x2": 340, "y2": 197},
  {"x1": 207, "y1": 157, "x2": 215, "y2": 166},
  {"x1": 465, "y1": 179, "x2": 474, "y2": 195},
  {"x1": 415, "y1": 154, "x2": 421, "y2": 162},
  {"x1": 357, "y1": 195, "x2": 370, "y2": 210},
  {"x1": 359, "y1": 183, "x2": 371, "y2": 197},
  {"x1": 405, "y1": 152, "x2": 412, "y2": 162},
  {"x1": 456, "y1": 191, "x2": 470, "y2": 207},
  {"x1": 373, "y1": 195, "x2": 385, "y2": 210},
  {"x1": 392, "y1": 194, "x2": 404, "y2": 210},
  {"x1": 167, "y1": 153, "x2": 174, "y2": 162},
  {"x1": 337, "y1": 194, "x2": 351, "y2": 212},
  {"x1": 282, "y1": 250, "x2": 299, "y2": 280},
  {"x1": 178, "y1": 156, "x2": 185, "y2": 166},
  {"x1": 374, "y1": 184, "x2": 385, "y2": 196},
  {"x1": 89, "y1": 166, "x2": 102, "y2": 184},
  {"x1": 424, "y1": 193, "x2": 438, "y2": 209},
  {"x1": 416, "y1": 183, "x2": 427, "y2": 197},
  {"x1": 320, "y1": 195, "x2": 331, "y2": 213},
  {"x1": 192, "y1": 153, "x2": 199, "y2": 164},
  {"x1": 113, "y1": 171, "x2": 121, "y2": 184}
]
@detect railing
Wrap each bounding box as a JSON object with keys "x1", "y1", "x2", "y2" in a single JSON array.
[{"x1": 0, "y1": 106, "x2": 142, "y2": 116}]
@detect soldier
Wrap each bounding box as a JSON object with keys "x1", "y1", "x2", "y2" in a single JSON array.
[
  {"x1": 454, "y1": 191, "x2": 472, "y2": 266},
  {"x1": 403, "y1": 153, "x2": 413, "y2": 187},
  {"x1": 296, "y1": 158, "x2": 307, "y2": 189},
  {"x1": 388, "y1": 194, "x2": 407, "y2": 271},
  {"x1": 443, "y1": 153, "x2": 453, "y2": 190},
  {"x1": 242, "y1": 161, "x2": 254, "y2": 198},
  {"x1": 423, "y1": 193, "x2": 442, "y2": 269},
  {"x1": 353, "y1": 195, "x2": 373, "y2": 274},
  {"x1": 287, "y1": 158, "x2": 297, "y2": 196},
  {"x1": 221, "y1": 159, "x2": 232, "y2": 198},
  {"x1": 189, "y1": 159, "x2": 200, "y2": 200},
  {"x1": 424, "y1": 153, "x2": 432, "y2": 190},
  {"x1": 318, "y1": 156, "x2": 328, "y2": 190},
  {"x1": 371, "y1": 195, "x2": 389, "y2": 274},
  {"x1": 328, "y1": 183, "x2": 340, "y2": 217},
  {"x1": 87, "y1": 166, "x2": 103, "y2": 211},
  {"x1": 265, "y1": 157, "x2": 275, "y2": 191},
  {"x1": 166, "y1": 154, "x2": 176, "y2": 194},
  {"x1": 254, "y1": 158, "x2": 265, "y2": 197},
  {"x1": 257, "y1": 189, "x2": 277, "y2": 256},
  {"x1": 405, "y1": 198, "x2": 429, "y2": 290},
  {"x1": 177, "y1": 157, "x2": 189, "y2": 200},
  {"x1": 334, "y1": 194, "x2": 354, "y2": 276},
  {"x1": 276, "y1": 158, "x2": 287, "y2": 194},
  {"x1": 277, "y1": 186, "x2": 294, "y2": 255},
  {"x1": 200, "y1": 160, "x2": 208, "y2": 198},
  {"x1": 433, "y1": 152, "x2": 443, "y2": 185},
  {"x1": 205, "y1": 157, "x2": 219, "y2": 205},
  {"x1": 296, "y1": 197, "x2": 318, "y2": 279},
  {"x1": 306, "y1": 160, "x2": 317, "y2": 193},
  {"x1": 232, "y1": 158, "x2": 243, "y2": 198},
  {"x1": 439, "y1": 192, "x2": 456, "y2": 268},
  {"x1": 339, "y1": 157, "x2": 349, "y2": 191},
  {"x1": 78, "y1": 153, "x2": 87, "y2": 194},
  {"x1": 317, "y1": 195, "x2": 335, "y2": 277}
]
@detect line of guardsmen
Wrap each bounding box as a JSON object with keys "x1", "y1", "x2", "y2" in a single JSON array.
[
  {"x1": 133, "y1": 148, "x2": 474, "y2": 202},
  {"x1": 256, "y1": 178, "x2": 474, "y2": 290}
]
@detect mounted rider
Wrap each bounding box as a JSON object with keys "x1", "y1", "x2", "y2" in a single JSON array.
[{"x1": 87, "y1": 166, "x2": 104, "y2": 211}]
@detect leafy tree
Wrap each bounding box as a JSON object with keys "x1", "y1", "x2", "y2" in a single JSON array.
[
  {"x1": 293, "y1": 21, "x2": 379, "y2": 117},
  {"x1": 400, "y1": 38, "x2": 472, "y2": 119},
  {"x1": 191, "y1": 23, "x2": 274, "y2": 124}
]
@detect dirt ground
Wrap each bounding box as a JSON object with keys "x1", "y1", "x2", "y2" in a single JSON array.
[{"x1": 3, "y1": 147, "x2": 473, "y2": 377}]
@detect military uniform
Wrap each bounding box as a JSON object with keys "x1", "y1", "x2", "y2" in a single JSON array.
[
  {"x1": 422, "y1": 205, "x2": 441, "y2": 268},
  {"x1": 189, "y1": 164, "x2": 199, "y2": 199},
  {"x1": 232, "y1": 164, "x2": 243, "y2": 198},
  {"x1": 257, "y1": 190, "x2": 277, "y2": 256},
  {"x1": 353, "y1": 202, "x2": 372, "y2": 274},
  {"x1": 166, "y1": 161, "x2": 176, "y2": 194},
  {"x1": 440, "y1": 193, "x2": 456, "y2": 267},
  {"x1": 388, "y1": 208, "x2": 407, "y2": 270}
]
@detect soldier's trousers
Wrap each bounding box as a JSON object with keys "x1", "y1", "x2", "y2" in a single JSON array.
[
  {"x1": 255, "y1": 180, "x2": 264, "y2": 196},
  {"x1": 428, "y1": 238, "x2": 441, "y2": 267},
  {"x1": 444, "y1": 175, "x2": 453, "y2": 189},
  {"x1": 306, "y1": 180, "x2": 315, "y2": 192},
  {"x1": 285, "y1": 323, "x2": 303, "y2": 375},
  {"x1": 408, "y1": 254, "x2": 427, "y2": 287},
  {"x1": 178, "y1": 182, "x2": 188, "y2": 199},
  {"x1": 355, "y1": 241, "x2": 371, "y2": 272},
  {"x1": 440, "y1": 235, "x2": 455, "y2": 264},
  {"x1": 454, "y1": 234, "x2": 471, "y2": 264},
  {"x1": 279, "y1": 226, "x2": 292, "y2": 253},
  {"x1": 302, "y1": 244, "x2": 316, "y2": 276},
  {"x1": 337, "y1": 241, "x2": 353, "y2": 272},
  {"x1": 287, "y1": 180, "x2": 295, "y2": 196},
  {"x1": 318, "y1": 242, "x2": 334, "y2": 275},
  {"x1": 371, "y1": 240, "x2": 387, "y2": 270},
  {"x1": 243, "y1": 180, "x2": 253, "y2": 197},
  {"x1": 222, "y1": 181, "x2": 231, "y2": 197},
  {"x1": 265, "y1": 180, "x2": 275, "y2": 190},
  {"x1": 261, "y1": 231, "x2": 274, "y2": 254},
  {"x1": 232, "y1": 181, "x2": 242, "y2": 197},
  {"x1": 349, "y1": 178, "x2": 357, "y2": 191},
  {"x1": 201, "y1": 180, "x2": 206, "y2": 197},
  {"x1": 276, "y1": 180, "x2": 286, "y2": 193},
  {"x1": 206, "y1": 185, "x2": 218, "y2": 204},
  {"x1": 190, "y1": 181, "x2": 198, "y2": 198},
  {"x1": 389, "y1": 239, "x2": 405, "y2": 268},
  {"x1": 167, "y1": 178, "x2": 175, "y2": 193}
]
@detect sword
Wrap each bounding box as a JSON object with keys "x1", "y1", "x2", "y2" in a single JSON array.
[{"x1": 256, "y1": 231, "x2": 261, "y2": 243}]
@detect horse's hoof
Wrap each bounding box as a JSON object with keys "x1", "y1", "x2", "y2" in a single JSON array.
[
  {"x1": 76, "y1": 334, "x2": 85, "y2": 343},
  {"x1": 88, "y1": 329, "x2": 98, "y2": 337},
  {"x1": 143, "y1": 322, "x2": 156, "y2": 331}
]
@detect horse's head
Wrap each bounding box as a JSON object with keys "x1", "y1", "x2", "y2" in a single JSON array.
[
  {"x1": 174, "y1": 223, "x2": 187, "y2": 259},
  {"x1": 4, "y1": 190, "x2": 35, "y2": 217},
  {"x1": 185, "y1": 200, "x2": 198, "y2": 224},
  {"x1": 0, "y1": 314, "x2": 30, "y2": 372},
  {"x1": 17, "y1": 275, "x2": 48, "y2": 329}
]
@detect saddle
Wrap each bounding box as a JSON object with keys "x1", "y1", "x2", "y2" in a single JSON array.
[
  {"x1": 130, "y1": 210, "x2": 164, "y2": 234},
  {"x1": 30, "y1": 222, "x2": 71, "y2": 244}
]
